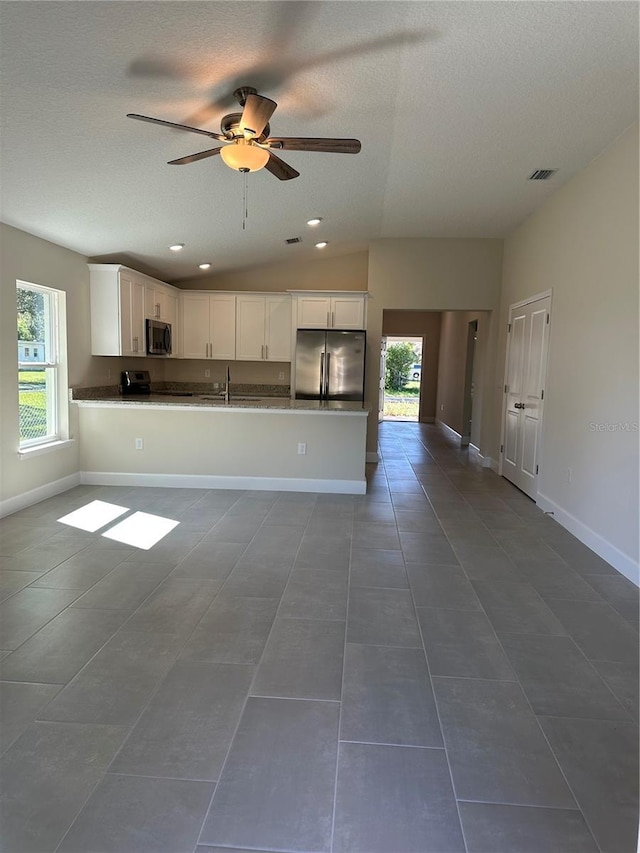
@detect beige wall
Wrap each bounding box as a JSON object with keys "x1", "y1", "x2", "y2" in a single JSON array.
[
  {"x1": 436, "y1": 311, "x2": 490, "y2": 445},
  {"x1": 1, "y1": 223, "x2": 86, "y2": 503},
  {"x1": 382, "y1": 311, "x2": 441, "y2": 421},
  {"x1": 367, "y1": 239, "x2": 503, "y2": 454},
  {"x1": 496, "y1": 123, "x2": 639, "y2": 572},
  {"x1": 0, "y1": 224, "x2": 168, "y2": 508},
  {"x1": 175, "y1": 250, "x2": 368, "y2": 292}
]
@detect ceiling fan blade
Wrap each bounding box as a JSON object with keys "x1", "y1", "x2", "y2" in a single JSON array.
[
  {"x1": 167, "y1": 147, "x2": 223, "y2": 165},
  {"x1": 239, "y1": 94, "x2": 277, "y2": 138},
  {"x1": 127, "y1": 113, "x2": 225, "y2": 141},
  {"x1": 265, "y1": 151, "x2": 300, "y2": 181},
  {"x1": 267, "y1": 137, "x2": 361, "y2": 154}
]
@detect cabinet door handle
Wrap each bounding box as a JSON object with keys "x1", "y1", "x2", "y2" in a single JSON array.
[
  {"x1": 331, "y1": 311, "x2": 335, "y2": 327},
  {"x1": 327, "y1": 311, "x2": 330, "y2": 327},
  {"x1": 265, "y1": 344, "x2": 268, "y2": 359},
  {"x1": 133, "y1": 336, "x2": 138, "y2": 353},
  {"x1": 261, "y1": 344, "x2": 264, "y2": 359}
]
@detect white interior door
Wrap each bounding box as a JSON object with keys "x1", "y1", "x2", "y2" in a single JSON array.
[{"x1": 502, "y1": 295, "x2": 551, "y2": 499}]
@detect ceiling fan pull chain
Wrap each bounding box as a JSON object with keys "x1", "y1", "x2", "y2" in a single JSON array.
[{"x1": 241, "y1": 167, "x2": 249, "y2": 231}]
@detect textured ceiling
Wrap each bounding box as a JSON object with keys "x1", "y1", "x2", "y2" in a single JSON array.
[{"x1": 0, "y1": 1, "x2": 637, "y2": 282}]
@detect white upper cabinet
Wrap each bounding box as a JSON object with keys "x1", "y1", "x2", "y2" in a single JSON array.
[
  {"x1": 295, "y1": 292, "x2": 366, "y2": 330},
  {"x1": 89, "y1": 264, "x2": 153, "y2": 357},
  {"x1": 236, "y1": 294, "x2": 291, "y2": 361},
  {"x1": 265, "y1": 295, "x2": 292, "y2": 361},
  {"x1": 145, "y1": 283, "x2": 177, "y2": 327},
  {"x1": 180, "y1": 292, "x2": 236, "y2": 360}
]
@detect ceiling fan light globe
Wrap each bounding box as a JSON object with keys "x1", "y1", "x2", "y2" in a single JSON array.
[{"x1": 220, "y1": 140, "x2": 270, "y2": 172}]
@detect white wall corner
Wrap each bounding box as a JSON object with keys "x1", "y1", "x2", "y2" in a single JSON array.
[
  {"x1": 0, "y1": 472, "x2": 81, "y2": 519},
  {"x1": 477, "y1": 453, "x2": 495, "y2": 469},
  {"x1": 537, "y1": 492, "x2": 639, "y2": 586}
]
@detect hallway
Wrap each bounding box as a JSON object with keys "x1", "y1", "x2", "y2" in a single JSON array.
[{"x1": 0, "y1": 422, "x2": 638, "y2": 852}]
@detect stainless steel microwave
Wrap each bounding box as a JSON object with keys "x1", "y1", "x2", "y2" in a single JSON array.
[{"x1": 146, "y1": 319, "x2": 172, "y2": 355}]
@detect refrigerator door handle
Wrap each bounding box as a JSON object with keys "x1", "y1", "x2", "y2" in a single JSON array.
[
  {"x1": 319, "y1": 352, "x2": 325, "y2": 399},
  {"x1": 324, "y1": 352, "x2": 331, "y2": 398}
]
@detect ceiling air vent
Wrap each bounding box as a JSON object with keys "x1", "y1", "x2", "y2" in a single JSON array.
[
  {"x1": 284, "y1": 236, "x2": 302, "y2": 245},
  {"x1": 528, "y1": 169, "x2": 558, "y2": 181}
]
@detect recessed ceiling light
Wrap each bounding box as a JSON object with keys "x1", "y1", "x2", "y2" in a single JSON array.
[
  {"x1": 307, "y1": 217, "x2": 322, "y2": 226},
  {"x1": 169, "y1": 243, "x2": 185, "y2": 252},
  {"x1": 198, "y1": 263, "x2": 211, "y2": 270},
  {"x1": 315, "y1": 241, "x2": 328, "y2": 249}
]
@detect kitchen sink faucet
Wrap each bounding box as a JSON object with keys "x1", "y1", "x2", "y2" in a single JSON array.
[{"x1": 223, "y1": 365, "x2": 230, "y2": 403}]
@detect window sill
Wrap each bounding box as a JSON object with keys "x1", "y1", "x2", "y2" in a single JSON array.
[{"x1": 18, "y1": 438, "x2": 75, "y2": 459}]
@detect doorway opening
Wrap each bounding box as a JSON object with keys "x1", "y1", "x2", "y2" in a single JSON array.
[
  {"x1": 460, "y1": 320, "x2": 478, "y2": 446},
  {"x1": 381, "y1": 336, "x2": 423, "y2": 421}
]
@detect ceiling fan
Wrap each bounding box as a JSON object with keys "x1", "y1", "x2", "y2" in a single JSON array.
[{"x1": 127, "y1": 86, "x2": 361, "y2": 181}]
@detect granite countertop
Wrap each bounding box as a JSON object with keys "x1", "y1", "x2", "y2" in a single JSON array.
[{"x1": 72, "y1": 387, "x2": 369, "y2": 414}]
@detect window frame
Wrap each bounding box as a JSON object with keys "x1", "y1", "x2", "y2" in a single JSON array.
[{"x1": 17, "y1": 280, "x2": 69, "y2": 451}]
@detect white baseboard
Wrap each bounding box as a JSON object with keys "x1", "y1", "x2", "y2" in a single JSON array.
[
  {"x1": 0, "y1": 473, "x2": 81, "y2": 518},
  {"x1": 81, "y1": 471, "x2": 367, "y2": 495},
  {"x1": 366, "y1": 452, "x2": 380, "y2": 464},
  {"x1": 435, "y1": 418, "x2": 462, "y2": 440},
  {"x1": 440, "y1": 429, "x2": 495, "y2": 470},
  {"x1": 537, "y1": 492, "x2": 639, "y2": 586}
]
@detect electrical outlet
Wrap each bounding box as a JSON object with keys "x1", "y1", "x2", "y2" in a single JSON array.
[
  {"x1": 278, "y1": 372, "x2": 285, "y2": 380},
  {"x1": 204, "y1": 369, "x2": 211, "y2": 378},
  {"x1": 135, "y1": 438, "x2": 144, "y2": 450},
  {"x1": 213, "y1": 382, "x2": 219, "y2": 390},
  {"x1": 297, "y1": 442, "x2": 307, "y2": 455}
]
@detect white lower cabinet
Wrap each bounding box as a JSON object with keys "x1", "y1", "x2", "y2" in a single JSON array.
[
  {"x1": 236, "y1": 294, "x2": 291, "y2": 361},
  {"x1": 180, "y1": 292, "x2": 236, "y2": 359}
]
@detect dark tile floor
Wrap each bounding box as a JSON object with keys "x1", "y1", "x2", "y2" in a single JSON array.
[{"x1": 0, "y1": 422, "x2": 638, "y2": 853}]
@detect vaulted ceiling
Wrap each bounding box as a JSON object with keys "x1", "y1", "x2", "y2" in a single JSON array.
[{"x1": 1, "y1": 1, "x2": 637, "y2": 281}]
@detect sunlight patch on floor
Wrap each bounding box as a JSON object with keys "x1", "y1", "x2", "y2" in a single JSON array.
[
  {"x1": 57, "y1": 499, "x2": 129, "y2": 532},
  {"x1": 101, "y1": 510, "x2": 180, "y2": 550}
]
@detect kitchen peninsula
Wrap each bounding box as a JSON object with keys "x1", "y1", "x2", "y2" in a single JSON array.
[{"x1": 74, "y1": 392, "x2": 369, "y2": 494}]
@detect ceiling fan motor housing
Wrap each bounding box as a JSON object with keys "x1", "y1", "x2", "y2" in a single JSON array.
[{"x1": 220, "y1": 112, "x2": 270, "y2": 142}]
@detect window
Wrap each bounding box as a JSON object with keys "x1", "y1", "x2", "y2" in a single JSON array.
[{"x1": 17, "y1": 281, "x2": 68, "y2": 449}]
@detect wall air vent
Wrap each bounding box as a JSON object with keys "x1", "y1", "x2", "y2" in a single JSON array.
[
  {"x1": 528, "y1": 169, "x2": 558, "y2": 181},
  {"x1": 284, "y1": 237, "x2": 302, "y2": 245}
]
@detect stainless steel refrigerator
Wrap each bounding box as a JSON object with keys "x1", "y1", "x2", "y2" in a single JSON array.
[{"x1": 295, "y1": 330, "x2": 366, "y2": 401}]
